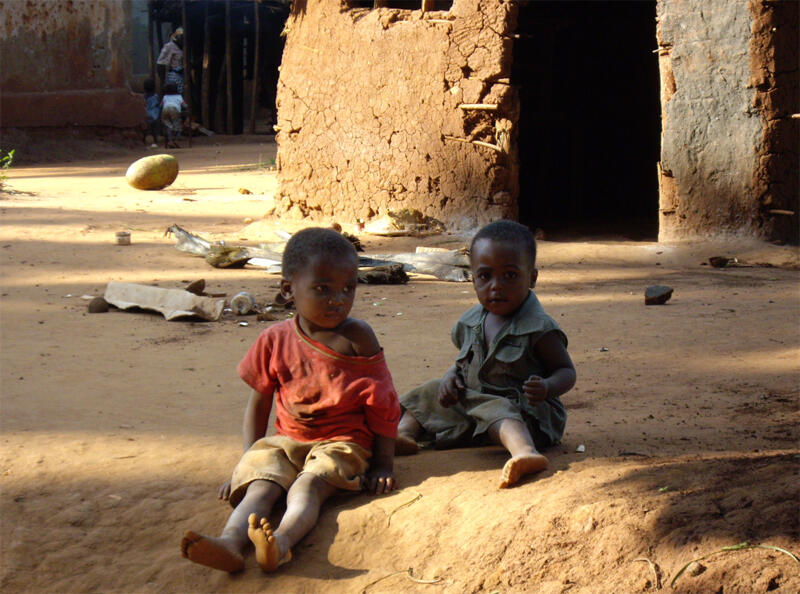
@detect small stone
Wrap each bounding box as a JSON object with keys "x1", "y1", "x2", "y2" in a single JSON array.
[
  {"x1": 645, "y1": 285, "x2": 673, "y2": 305},
  {"x1": 686, "y1": 561, "x2": 706, "y2": 577},
  {"x1": 88, "y1": 297, "x2": 110, "y2": 313},
  {"x1": 576, "y1": 444, "x2": 586, "y2": 453},
  {"x1": 184, "y1": 279, "x2": 205, "y2": 295},
  {"x1": 583, "y1": 517, "x2": 596, "y2": 532}
]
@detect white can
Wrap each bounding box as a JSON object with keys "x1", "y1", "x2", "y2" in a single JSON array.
[{"x1": 230, "y1": 291, "x2": 255, "y2": 315}]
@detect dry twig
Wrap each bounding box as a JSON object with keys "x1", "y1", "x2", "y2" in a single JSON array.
[
  {"x1": 385, "y1": 490, "x2": 423, "y2": 525},
  {"x1": 361, "y1": 568, "x2": 442, "y2": 593},
  {"x1": 443, "y1": 135, "x2": 503, "y2": 153},
  {"x1": 458, "y1": 103, "x2": 499, "y2": 111},
  {"x1": 633, "y1": 557, "x2": 662, "y2": 589},
  {"x1": 670, "y1": 542, "x2": 800, "y2": 588}
]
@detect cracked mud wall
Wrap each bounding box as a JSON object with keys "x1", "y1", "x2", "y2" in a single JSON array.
[
  {"x1": 749, "y1": 0, "x2": 799, "y2": 244},
  {"x1": 657, "y1": 0, "x2": 798, "y2": 243},
  {"x1": 0, "y1": 0, "x2": 142, "y2": 127},
  {"x1": 273, "y1": 0, "x2": 518, "y2": 227}
]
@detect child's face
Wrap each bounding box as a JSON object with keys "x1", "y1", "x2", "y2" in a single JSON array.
[
  {"x1": 281, "y1": 253, "x2": 358, "y2": 332},
  {"x1": 471, "y1": 238, "x2": 537, "y2": 317}
]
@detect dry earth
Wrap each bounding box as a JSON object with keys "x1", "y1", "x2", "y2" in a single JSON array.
[{"x1": 1, "y1": 135, "x2": 798, "y2": 593}]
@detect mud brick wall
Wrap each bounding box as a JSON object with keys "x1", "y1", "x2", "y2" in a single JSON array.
[
  {"x1": 273, "y1": 0, "x2": 518, "y2": 227},
  {"x1": 656, "y1": 0, "x2": 799, "y2": 242},
  {"x1": 0, "y1": 0, "x2": 141, "y2": 127},
  {"x1": 749, "y1": 0, "x2": 799, "y2": 244}
]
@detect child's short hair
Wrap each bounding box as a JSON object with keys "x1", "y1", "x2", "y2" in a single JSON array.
[
  {"x1": 143, "y1": 79, "x2": 155, "y2": 94},
  {"x1": 163, "y1": 83, "x2": 179, "y2": 95},
  {"x1": 470, "y1": 220, "x2": 537, "y2": 269},
  {"x1": 282, "y1": 227, "x2": 358, "y2": 279}
]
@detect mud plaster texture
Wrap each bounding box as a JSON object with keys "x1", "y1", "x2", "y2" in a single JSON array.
[
  {"x1": 273, "y1": 0, "x2": 518, "y2": 228},
  {"x1": 0, "y1": 0, "x2": 142, "y2": 127},
  {"x1": 656, "y1": 0, "x2": 799, "y2": 243},
  {"x1": 748, "y1": 0, "x2": 799, "y2": 244}
]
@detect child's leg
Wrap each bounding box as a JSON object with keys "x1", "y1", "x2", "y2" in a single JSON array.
[
  {"x1": 487, "y1": 418, "x2": 548, "y2": 489},
  {"x1": 181, "y1": 479, "x2": 283, "y2": 572},
  {"x1": 395, "y1": 410, "x2": 422, "y2": 455},
  {"x1": 247, "y1": 472, "x2": 338, "y2": 572}
]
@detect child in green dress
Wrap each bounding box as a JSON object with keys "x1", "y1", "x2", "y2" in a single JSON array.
[{"x1": 397, "y1": 220, "x2": 576, "y2": 488}]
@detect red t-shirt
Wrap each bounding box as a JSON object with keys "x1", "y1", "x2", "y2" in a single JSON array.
[{"x1": 237, "y1": 318, "x2": 400, "y2": 451}]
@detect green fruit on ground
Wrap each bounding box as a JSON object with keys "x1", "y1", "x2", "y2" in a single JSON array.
[{"x1": 125, "y1": 154, "x2": 179, "y2": 190}]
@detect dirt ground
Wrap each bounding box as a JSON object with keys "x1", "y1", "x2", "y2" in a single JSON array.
[{"x1": 1, "y1": 135, "x2": 798, "y2": 594}]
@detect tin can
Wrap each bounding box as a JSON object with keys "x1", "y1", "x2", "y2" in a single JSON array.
[
  {"x1": 230, "y1": 291, "x2": 256, "y2": 315},
  {"x1": 115, "y1": 231, "x2": 131, "y2": 245}
]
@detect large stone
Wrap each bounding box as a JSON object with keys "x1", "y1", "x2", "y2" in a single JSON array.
[
  {"x1": 645, "y1": 285, "x2": 673, "y2": 305},
  {"x1": 125, "y1": 154, "x2": 179, "y2": 190}
]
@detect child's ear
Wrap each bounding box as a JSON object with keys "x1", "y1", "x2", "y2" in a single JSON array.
[
  {"x1": 530, "y1": 268, "x2": 539, "y2": 288},
  {"x1": 279, "y1": 278, "x2": 293, "y2": 300}
]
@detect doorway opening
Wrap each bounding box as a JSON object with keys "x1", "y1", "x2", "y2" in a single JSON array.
[{"x1": 513, "y1": 1, "x2": 661, "y2": 240}]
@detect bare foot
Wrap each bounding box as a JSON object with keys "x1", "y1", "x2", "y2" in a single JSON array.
[
  {"x1": 395, "y1": 433, "x2": 419, "y2": 455},
  {"x1": 247, "y1": 513, "x2": 291, "y2": 572},
  {"x1": 498, "y1": 453, "x2": 548, "y2": 488},
  {"x1": 180, "y1": 531, "x2": 245, "y2": 573}
]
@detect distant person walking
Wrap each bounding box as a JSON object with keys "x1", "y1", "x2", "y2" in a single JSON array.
[{"x1": 157, "y1": 27, "x2": 184, "y2": 95}]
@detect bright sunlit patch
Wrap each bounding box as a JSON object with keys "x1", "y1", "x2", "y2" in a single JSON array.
[{"x1": 683, "y1": 346, "x2": 800, "y2": 375}]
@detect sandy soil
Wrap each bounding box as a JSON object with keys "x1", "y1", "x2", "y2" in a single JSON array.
[{"x1": 1, "y1": 136, "x2": 798, "y2": 594}]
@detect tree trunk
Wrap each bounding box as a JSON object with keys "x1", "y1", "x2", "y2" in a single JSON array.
[
  {"x1": 248, "y1": 0, "x2": 261, "y2": 134},
  {"x1": 225, "y1": 0, "x2": 234, "y2": 135},
  {"x1": 201, "y1": 3, "x2": 211, "y2": 129},
  {"x1": 147, "y1": 0, "x2": 155, "y2": 81},
  {"x1": 181, "y1": 0, "x2": 193, "y2": 115}
]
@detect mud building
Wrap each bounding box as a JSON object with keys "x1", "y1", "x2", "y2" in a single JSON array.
[{"x1": 1, "y1": 0, "x2": 797, "y2": 243}]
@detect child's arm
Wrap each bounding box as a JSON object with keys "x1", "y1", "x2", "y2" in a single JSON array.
[
  {"x1": 364, "y1": 434, "x2": 397, "y2": 494},
  {"x1": 523, "y1": 331, "x2": 576, "y2": 404},
  {"x1": 241, "y1": 388, "x2": 272, "y2": 451},
  {"x1": 218, "y1": 388, "x2": 272, "y2": 500},
  {"x1": 437, "y1": 365, "x2": 465, "y2": 406}
]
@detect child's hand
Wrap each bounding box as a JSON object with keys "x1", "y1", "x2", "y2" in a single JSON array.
[
  {"x1": 438, "y1": 368, "x2": 465, "y2": 407},
  {"x1": 364, "y1": 468, "x2": 397, "y2": 494},
  {"x1": 523, "y1": 375, "x2": 549, "y2": 403},
  {"x1": 218, "y1": 480, "x2": 232, "y2": 501}
]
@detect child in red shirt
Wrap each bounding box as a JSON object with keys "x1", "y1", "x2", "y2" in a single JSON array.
[{"x1": 181, "y1": 227, "x2": 400, "y2": 573}]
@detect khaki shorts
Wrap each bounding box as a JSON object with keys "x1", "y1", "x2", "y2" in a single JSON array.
[{"x1": 229, "y1": 435, "x2": 370, "y2": 507}]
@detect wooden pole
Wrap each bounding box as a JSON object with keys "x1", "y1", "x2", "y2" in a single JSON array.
[
  {"x1": 155, "y1": 3, "x2": 163, "y2": 94},
  {"x1": 225, "y1": 0, "x2": 234, "y2": 135},
  {"x1": 458, "y1": 103, "x2": 499, "y2": 111},
  {"x1": 181, "y1": 0, "x2": 192, "y2": 114},
  {"x1": 201, "y1": 3, "x2": 211, "y2": 129},
  {"x1": 443, "y1": 135, "x2": 503, "y2": 153},
  {"x1": 248, "y1": 0, "x2": 261, "y2": 134},
  {"x1": 147, "y1": 0, "x2": 155, "y2": 81},
  {"x1": 156, "y1": 13, "x2": 163, "y2": 57}
]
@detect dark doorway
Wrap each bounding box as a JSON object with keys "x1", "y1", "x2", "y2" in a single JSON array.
[
  {"x1": 513, "y1": 1, "x2": 660, "y2": 240},
  {"x1": 148, "y1": 0, "x2": 289, "y2": 135}
]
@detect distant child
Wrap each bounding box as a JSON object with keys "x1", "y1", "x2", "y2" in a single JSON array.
[
  {"x1": 396, "y1": 220, "x2": 576, "y2": 488},
  {"x1": 143, "y1": 79, "x2": 160, "y2": 147},
  {"x1": 160, "y1": 83, "x2": 187, "y2": 148},
  {"x1": 181, "y1": 227, "x2": 401, "y2": 573}
]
